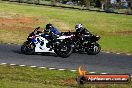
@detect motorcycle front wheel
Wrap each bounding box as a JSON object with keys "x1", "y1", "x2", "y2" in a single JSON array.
[
  {"x1": 87, "y1": 43, "x2": 101, "y2": 55},
  {"x1": 21, "y1": 41, "x2": 35, "y2": 55}
]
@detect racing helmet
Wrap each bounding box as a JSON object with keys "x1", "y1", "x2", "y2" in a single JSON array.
[
  {"x1": 75, "y1": 24, "x2": 83, "y2": 30},
  {"x1": 46, "y1": 23, "x2": 53, "y2": 29}
]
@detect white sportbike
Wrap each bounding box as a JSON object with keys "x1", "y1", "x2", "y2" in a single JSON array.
[{"x1": 21, "y1": 27, "x2": 73, "y2": 58}]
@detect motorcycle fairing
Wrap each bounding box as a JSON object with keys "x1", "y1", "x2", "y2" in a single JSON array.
[{"x1": 34, "y1": 36, "x2": 54, "y2": 53}]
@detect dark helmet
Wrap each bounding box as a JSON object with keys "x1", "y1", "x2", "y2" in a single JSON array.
[{"x1": 46, "y1": 24, "x2": 53, "y2": 29}]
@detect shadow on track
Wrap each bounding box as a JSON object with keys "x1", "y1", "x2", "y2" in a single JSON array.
[
  {"x1": 12, "y1": 49, "x2": 22, "y2": 54},
  {"x1": 12, "y1": 49, "x2": 58, "y2": 57}
]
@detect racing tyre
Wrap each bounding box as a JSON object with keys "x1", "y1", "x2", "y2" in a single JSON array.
[
  {"x1": 87, "y1": 43, "x2": 101, "y2": 55},
  {"x1": 21, "y1": 41, "x2": 35, "y2": 55},
  {"x1": 21, "y1": 41, "x2": 28, "y2": 53},
  {"x1": 54, "y1": 44, "x2": 73, "y2": 58}
]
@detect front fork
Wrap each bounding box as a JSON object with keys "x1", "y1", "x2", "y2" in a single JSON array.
[{"x1": 27, "y1": 42, "x2": 35, "y2": 49}]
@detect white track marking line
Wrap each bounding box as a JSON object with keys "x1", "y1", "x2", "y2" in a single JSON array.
[
  {"x1": 116, "y1": 53, "x2": 120, "y2": 55},
  {"x1": 101, "y1": 73, "x2": 107, "y2": 74},
  {"x1": 1, "y1": 63, "x2": 7, "y2": 65},
  {"x1": 89, "y1": 72, "x2": 96, "y2": 74},
  {"x1": 19, "y1": 65, "x2": 26, "y2": 67},
  {"x1": 58, "y1": 69, "x2": 65, "y2": 71},
  {"x1": 30, "y1": 66, "x2": 37, "y2": 68},
  {"x1": 1, "y1": 62, "x2": 132, "y2": 76},
  {"x1": 106, "y1": 52, "x2": 110, "y2": 53},
  {"x1": 127, "y1": 54, "x2": 131, "y2": 56},
  {"x1": 39, "y1": 67, "x2": 46, "y2": 69},
  {"x1": 7, "y1": 43, "x2": 11, "y2": 45},
  {"x1": 70, "y1": 70, "x2": 77, "y2": 72},
  {"x1": 49, "y1": 68, "x2": 56, "y2": 70},
  {"x1": 10, "y1": 64, "x2": 16, "y2": 66}
]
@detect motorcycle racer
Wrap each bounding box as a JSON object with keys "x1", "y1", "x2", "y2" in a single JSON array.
[
  {"x1": 44, "y1": 24, "x2": 60, "y2": 35},
  {"x1": 41, "y1": 24, "x2": 60, "y2": 41},
  {"x1": 74, "y1": 24, "x2": 92, "y2": 50},
  {"x1": 75, "y1": 24, "x2": 92, "y2": 36},
  {"x1": 73, "y1": 24, "x2": 101, "y2": 54},
  {"x1": 41, "y1": 23, "x2": 61, "y2": 49}
]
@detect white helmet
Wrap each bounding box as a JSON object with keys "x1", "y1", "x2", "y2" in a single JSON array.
[{"x1": 75, "y1": 24, "x2": 83, "y2": 30}]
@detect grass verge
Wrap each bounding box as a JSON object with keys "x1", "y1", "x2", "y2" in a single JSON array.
[{"x1": 0, "y1": 65, "x2": 132, "y2": 88}]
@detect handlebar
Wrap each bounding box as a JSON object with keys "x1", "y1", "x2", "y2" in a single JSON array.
[{"x1": 33, "y1": 27, "x2": 40, "y2": 32}]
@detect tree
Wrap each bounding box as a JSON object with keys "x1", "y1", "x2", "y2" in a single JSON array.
[
  {"x1": 18, "y1": 0, "x2": 22, "y2": 3},
  {"x1": 100, "y1": 0, "x2": 107, "y2": 10},
  {"x1": 51, "y1": 0, "x2": 57, "y2": 6},
  {"x1": 130, "y1": 0, "x2": 132, "y2": 11},
  {"x1": 126, "y1": 0, "x2": 132, "y2": 14},
  {"x1": 33, "y1": 0, "x2": 40, "y2": 4},
  {"x1": 84, "y1": 0, "x2": 91, "y2": 9},
  {"x1": 37, "y1": 0, "x2": 40, "y2": 4}
]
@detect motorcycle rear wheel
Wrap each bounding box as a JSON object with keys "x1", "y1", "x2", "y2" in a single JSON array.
[{"x1": 54, "y1": 44, "x2": 73, "y2": 58}]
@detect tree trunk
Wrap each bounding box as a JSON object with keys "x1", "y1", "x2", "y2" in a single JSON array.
[
  {"x1": 100, "y1": 0, "x2": 107, "y2": 10},
  {"x1": 126, "y1": 0, "x2": 132, "y2": 14},
  {"x1": 51, "y1": 0, "x2": 56, "y2": 6},
  {"x1": 84, "y1": 0, "x2": 91, "y2": 9},
  {"x1": 36, "y1": 0, "x2": 40, "y2": 4},
  {"x1": 37, "y1": 0, "x2": 40, "y2": 4},
  {"x1": 101, "y1": 3, "x2": 105, "y2": 10},
  {"x1": 18, "y1": 0, "x2": 21, "y2": 3}
]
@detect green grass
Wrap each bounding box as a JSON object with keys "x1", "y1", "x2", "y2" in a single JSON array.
[
  {"x1": 0, "y1": 2, "x2": 132, "y2": 53},
  {"x1": 100, "y1": 35, "x2": 132, "y2": 53},
  {"x1": 0, "y1": 65, "x2": 77, "y2": 88},
  {"x1": 0, "y1": 65, "x2": 131, "y2": 88}
]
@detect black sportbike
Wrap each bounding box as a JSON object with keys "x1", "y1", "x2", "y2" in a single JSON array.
[{"x1": 62, "y1": 31, "x2": 101, "y2": 55}]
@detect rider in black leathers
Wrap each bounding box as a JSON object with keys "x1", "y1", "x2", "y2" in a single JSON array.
[
  {"x1": 74, "y1": 24, "x2": 92, "y2": 50},
  {"x1": 75, "y1": 24, "x2": 92, "y2": 39}
]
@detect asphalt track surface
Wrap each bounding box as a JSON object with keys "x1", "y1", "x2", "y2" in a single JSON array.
[{"x1": 0, "y1": 44, "x2": 132, "y2": 75}]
